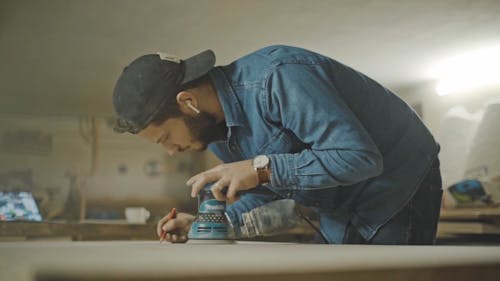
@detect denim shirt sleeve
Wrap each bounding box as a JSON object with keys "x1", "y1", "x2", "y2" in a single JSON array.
[
  {"x1": 225, "y1": 188, "x2": 276, "y2": 231},
  {"x1": 264, "y1": 63, "x2": 383, "y2": 190}
]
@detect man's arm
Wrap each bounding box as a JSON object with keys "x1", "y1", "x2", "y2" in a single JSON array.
[
  {"x1": 264, "y1": 63, "x2": 383, "y2": 190},
  {"x1": 188, "y1": 62, "x2": 383, "y2": 198},
  {"x1": 225, "y1": 188, "x2": 275, "y2": 237}
]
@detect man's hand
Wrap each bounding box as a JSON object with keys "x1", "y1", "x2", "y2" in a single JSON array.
[
  {"x1": 157, "y1": 212, "x2": 195, "y2": 243},
  {"x1": 186, "y1": 160, "x2": 259, "y2": 201}
]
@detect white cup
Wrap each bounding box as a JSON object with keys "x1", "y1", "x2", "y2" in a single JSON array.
[{"x1": 125, "y1": 207, "x2": 150, "y2": 224}]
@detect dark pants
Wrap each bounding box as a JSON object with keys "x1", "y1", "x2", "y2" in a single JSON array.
[{"x1": 343, "y1": 159, "x2": 443, "y2": 245}]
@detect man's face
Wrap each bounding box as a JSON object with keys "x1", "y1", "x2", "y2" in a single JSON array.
[{"x1": 138, "y1": 111, "x2": 223, "y2": 155}]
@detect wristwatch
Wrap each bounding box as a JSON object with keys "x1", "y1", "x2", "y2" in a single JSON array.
[{"x1": 252, "y1": 155, "x2": 271, "y2": 184}]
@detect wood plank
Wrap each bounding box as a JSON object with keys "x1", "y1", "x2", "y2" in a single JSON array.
[
  {"x1": 440, "y1": 208, "x2": 500, "y2": 221},
  {"x1": 438, "y1": 221, "x2": 500, "y2": 235}
]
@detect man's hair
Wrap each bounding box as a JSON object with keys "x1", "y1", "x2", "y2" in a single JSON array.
[{"x1": 151, "y1": 74, "x2": 211, "y2": 126}]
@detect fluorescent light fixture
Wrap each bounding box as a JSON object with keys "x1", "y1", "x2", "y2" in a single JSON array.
[{"x1": 429, "y1": 46, "x2": 500, "y2": 96}]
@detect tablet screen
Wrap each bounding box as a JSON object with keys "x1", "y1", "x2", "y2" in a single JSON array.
[{"x1": 0, "y1": 191, "x2": 43, "y2": 221}]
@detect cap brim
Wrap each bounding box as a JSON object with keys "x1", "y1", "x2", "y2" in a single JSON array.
[{"x1": 182, "y1": 49, "x2": 216, "y2": 85}]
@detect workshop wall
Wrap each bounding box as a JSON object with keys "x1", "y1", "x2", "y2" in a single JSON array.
[
  {"x1": 0, "y1": 115, "x2": 204, "y2": 218},
  {"x1": 397, "y1": 83, "x2": 500, "y2": 207},
  {"x1": 397, "y1": 83, "x2": 500, "y2": 137}
]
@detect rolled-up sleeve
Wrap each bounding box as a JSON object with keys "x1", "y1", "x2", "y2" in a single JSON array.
[
  {"x1": 225, "y1": 189, "x2": 275, "y2": 233},
  {"x1": 264, "y1": 63, "x2": 383, "y2": 190}
]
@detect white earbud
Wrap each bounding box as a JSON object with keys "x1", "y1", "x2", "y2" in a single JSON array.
[{"x1": 186, "y1": 101, "x2": 201, "y2": 114}]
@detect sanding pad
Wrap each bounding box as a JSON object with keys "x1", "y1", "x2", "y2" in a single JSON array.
[{"x1": 187, "y1": 239, "x2": 236, "y2": 244}]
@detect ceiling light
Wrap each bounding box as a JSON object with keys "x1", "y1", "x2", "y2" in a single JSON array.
[{"x1": 429, "y1": 46, "x2": 500, "y2": 96}]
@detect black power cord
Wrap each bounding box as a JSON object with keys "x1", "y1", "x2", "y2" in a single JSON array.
[
  {"x1": 268, "y1": 190, "x2": 329, "y2": 244},
  {"x1": 295, "y1": 205, "x2": 329, "y2": 244}
]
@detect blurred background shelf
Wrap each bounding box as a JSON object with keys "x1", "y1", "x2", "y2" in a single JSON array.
[
  {"x1": 437, "y1": 207, "x2": 500, "y2": 244},
  {"x1": 0, "y1": 220, "x2": 157, "y2": 241},
  {"x1": 440, "y1": 208, "x2": 500, "y2": 221}
]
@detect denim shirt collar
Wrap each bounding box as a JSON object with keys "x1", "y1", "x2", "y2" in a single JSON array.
[{"x1": 208, "y1": 67, "x2": 247, "y2": 129}]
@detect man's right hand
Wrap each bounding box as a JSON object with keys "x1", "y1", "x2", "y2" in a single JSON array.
[{"x1": 156, "y1": 212, "x2": 195, "y2": 243}]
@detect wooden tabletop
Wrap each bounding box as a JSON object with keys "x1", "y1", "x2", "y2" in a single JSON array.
[{"x1": 1, "y1": 241, "x2": 500, "y2": 281}]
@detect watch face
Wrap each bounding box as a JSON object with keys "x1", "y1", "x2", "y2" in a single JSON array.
[{"x1": 253, "y1": 155, "x2": 269, "y2": 168}]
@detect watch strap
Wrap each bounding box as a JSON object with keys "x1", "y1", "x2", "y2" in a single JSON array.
[{"x1": 256, "y1": 166, "x2": 270, "y2": 184}]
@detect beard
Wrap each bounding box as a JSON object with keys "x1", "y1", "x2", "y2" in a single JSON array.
[{"x1": 182, "y1": 111, "x2": 228, "y2": 151}]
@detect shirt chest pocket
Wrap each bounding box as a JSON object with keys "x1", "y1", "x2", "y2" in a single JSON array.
[{"x1": 256, "y1": 130, "x2": 298, "y2": 155}]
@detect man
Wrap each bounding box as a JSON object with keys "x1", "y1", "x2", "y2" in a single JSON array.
[{"x1": 113, "y1": 45, "x2": 443, "y2": 244}]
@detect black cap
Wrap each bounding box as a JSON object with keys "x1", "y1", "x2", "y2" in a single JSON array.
[{"x1": 112, "y1": 50, "x2": 216, "y2": 134}]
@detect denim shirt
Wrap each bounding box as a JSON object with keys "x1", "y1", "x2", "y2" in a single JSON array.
[{"x1": 207, "y1": 45, "x2": 439, "y2": 243}]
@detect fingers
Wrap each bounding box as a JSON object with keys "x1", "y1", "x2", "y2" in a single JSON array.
[
  {"x1": 189, "y1": 172, "x2": 221, "y2": 197},
  {"x1": 227, "y1": 180, "x2": 241, "y2": 201},
  {"x1": 170, "y1": 233, "x2": 188, "y2": 243},
  {"x1": 186, "y1": 165, "x2": 224, "y2": 185},
  {"x1": 187, "y1": 160, "x2": 260, "y2": 200},
  {"x1": 160, "y1": 219, "x2": 188, "y2": 243},
  {"x1": 211, "y1": 178, "x2": 230, "y2": 201},
  {"x1": 165, "y1": 232, "x2": 186, "y2": 243},
  {"x1": 158, "y1": 213, "x2": 194, "y2": 243},
  {"x1": 161, "y1": 218, "x2": 181, "y2": 233},
  {"x1": 157, "y1": 221, "x2": 163, "y2": 238},
  {"x1": 157, "y1": 214, "x2": 171, "y2": 237},
  {"x1": 187, "y1": 164, "x2": 228, "y2": 197},
  {"x1": 161, "y1": 214, "x2": 193, "y2": 233},
  {"x1": 156, "y1": 208, "x2": 177, "y2": 237}
]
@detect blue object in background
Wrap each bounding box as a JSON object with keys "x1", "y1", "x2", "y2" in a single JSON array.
[
  {"x1": 448, "y1": 179, "x2": 492, "y2": 204},
  {"x1": 0, "y1": 192, "x2": 43, "y2": 221}
]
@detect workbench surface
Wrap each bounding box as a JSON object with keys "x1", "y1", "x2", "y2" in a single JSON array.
[{"x1": 1, "y1": 241, "x2": 500, "y2": 281}]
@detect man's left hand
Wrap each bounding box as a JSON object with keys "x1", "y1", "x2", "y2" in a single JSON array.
[{"x1": 186, "y1": 160, "x2": 259, "y2": 201}]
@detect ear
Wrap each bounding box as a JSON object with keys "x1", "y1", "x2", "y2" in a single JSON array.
[{"x1": 176, "y1": 91, "x2": 199, "y2": 115}]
